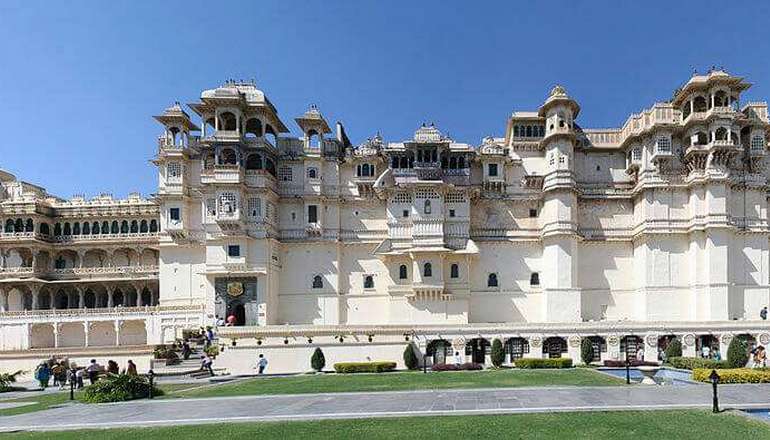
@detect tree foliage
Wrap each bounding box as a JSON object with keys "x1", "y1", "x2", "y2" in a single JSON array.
[
  {"x1": 311, "y1": 347, "x2": 326, "y2": 372},
  {"x1": 403, "y1": 344, "x2": 419, "y2": 370},
  {"x1": 491, "y1": 339, "x2": 505, "y2": 367}
]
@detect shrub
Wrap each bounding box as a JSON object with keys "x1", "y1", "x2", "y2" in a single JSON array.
[
  {"x1": 311, "y1": 348, "x2": 326, "y2": 372},
  {"x1": 602, "y1": 360, "x2": 659, "y2": 368},
  {"x1": 727, "y1": 337, "x2": 749, "y2": 369},
  {"x1": 664, "y1": 339, "x2": 682, "y2": 359},
  {"x1": 666, "y1": 357, "x2": 728, "y2": 370},
  {"x1": 333, "y1": 361, "x2": 396, "y2": 373},
  {"x1": 204, "y1": 345, "x2": 219, "y2": 358},
  {"x1": 431, "y1": 363, "x2": 483, "y2": 371},
  {"x1": 692, "y1": 368, "x2": 770, "y2": 384},
  {"x1": 81, "y1": 374, "x2": 163, "y2": 403},
  {"x1": 491, "y1": 339, "x2": 505, "y2": 368},
  {"x1": 580, "y1": 338, "x2": 594, "y2": 365},
  {"x1": 403, "y1": 344, "x2": 419, "y2": 370},
  {"x1": 153, "y1": 345, "x2": 179, "y2": 361},
  {"x1": 0, "y1": 370, "x2": 22, "y2": 392},
  {"x1": 515, "y1": 358, "x2": 573, "y2": 369}
]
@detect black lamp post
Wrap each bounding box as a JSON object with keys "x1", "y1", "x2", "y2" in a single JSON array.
[
  {"x1": 423, "y1": 353, "x2": 429, "y2": 374},
  {"x1": 69, "y1": 367, "x2": 76, "y2": 401},
  {"x1": 624, "y1": 339, "x2": 631, "y2": 384},
  {"x1": 709, "y1": 369, "x2": 720, "y2": 413},
  {"x1": 148, "y1": 369, "x2": 155, "y2": 399}
]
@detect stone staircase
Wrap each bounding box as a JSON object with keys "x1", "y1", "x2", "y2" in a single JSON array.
[{"x1": 150, "y1": 342, "x2": 228, "y2": 379}]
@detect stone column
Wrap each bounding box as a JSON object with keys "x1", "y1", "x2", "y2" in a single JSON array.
[
  {"x1": 77, "y1": 286, "x2": 85, "y2": 309},
  {"x1": 31, "y1": 285, "x2": 39, "y2": 310},
  {"x1": 49, "y1": 291, "x2": 55, "y2": 310},
  {"x1": 83, "y1": 322, "x2": 90, "y2": 347},
  {"x1": 0, "y1": 288, "x2": 7, "y2": 312},
  {"x1": 107, "y1": 286, "x2": 114, "y2": 308},
  {"x1": 77, "y1": 250, "x2": 85, "y2": 269},
  {"x1": 53, "y1": 323, "x2": 60, "y2": 348},
  {"x1": 114, "y1": 320, "x2": 122, "y2": 346}
]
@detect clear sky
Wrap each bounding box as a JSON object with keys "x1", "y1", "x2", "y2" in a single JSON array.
[{"x1": 2, "y1": 0, "x2": 769, "y2": 198}]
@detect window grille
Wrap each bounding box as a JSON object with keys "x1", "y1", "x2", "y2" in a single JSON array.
[{"x1": 278, "y1": 166, "x2": 293, "y2": 182}]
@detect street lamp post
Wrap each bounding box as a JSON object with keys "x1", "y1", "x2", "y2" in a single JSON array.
[
  {"x1": 148, "y1": 369, "x2": 155, "y2": 399},
  {"x1": 709, "y1": 369, "x2": 720, "y2": 413},
  {"x1": 624, "y1": 338, "x2": 631, "y2": 384},
  {"x1": 69, "y1": 367, "x2": 76, "y2": 401}
]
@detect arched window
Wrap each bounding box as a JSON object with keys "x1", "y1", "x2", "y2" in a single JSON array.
[
  {"x1": 219, "y1": 112, "x2": 237, "y2": 131},
  {"x1": 363, "y1": 275, "x2": 374, "y2": 289},
  {"x1": 63, "y1": 223, "x2": 71, "y2": 236},
  {"x1": 526, "y1": 126, "x2": 532, "y2": 137},
  {"x1": 715, "y1": 127, "x2": 728, "y2": 141},
  {"x1": 4, "y1": 219, "x2": 13, "y2": 233},
  {"x1": 219, "y1": 148, "x2": 237, "y2": 166},
  {"x1": 530, "y1": 272, "x2": 540, "y2": 286},
  {"x1": 487, "y1": 273, "x2": 498, "y2": 287},
  {"x1": 39, "y1": 223, "x2": 50, "y2": 235},
  {"x1": 244, "y1": 118, "x2": 263, "y2": 138},
  {"x1": 312, "y1": 275, "x2": 323, "y2": 289},
  {"x1": 25, "y1": 219, "x2": 33, "y2": 232},
  {"x1": 399, "y1": 264, "x2": 408, "y2": 280},
  {"x1": 307, "y1": 167, "x2": 318, "y2": 179},
  {"x1": 53, "y1": 223, "x2": 62, "y2": 236},
  {"x1": 72, "y1": 222, "x2": 80, "y2": 235},
  {"x1": 15, "y1": 218, "x2": 24, "y2": 232},
  {"x1": 694, "y1": 132, "x2": 708, "y2": 146},
  {"x1": 458, "y1": 156, "x2": 465, "y2": 168},
  {"x1": 693, "y1": 96, "x2": 707, "y2": 112},
  {"x1": 82, "y1": 222, "x2": 90, "y2": 235},
  {"x1": 450, "y1": 263, "x2": 459, "y2": 279},
  {"x1": 307, "y1": 129, "x2": 320, "y2": 149},
  {"x1": 149, "y1": 220, "x2": 158, "y2": 233},
  {"x1": 120, "y1": 220, "x2": 129, "y2": 234},
  {"x1": 513, "y1": 126, "x2": 520, "y2": 137},
  {"x1": 102, "y1": 221, "x2": 109, "y2": 234},
  {"x1": 423, "y1": 262, "x2": 432, "y2": 277},
  {"x1": 245, "y1": 154, "x2": 263, "y2": 170},
  {"x1": 130, "y1": 220, "x2": 139, "y2": 233},
  {"x1": 424, "y1": 200, "x2": 431, "y2": 215},
  {"x1": 140, "y1": 220, "x2": 148, "y2": 233},
  {"x1": 92, "y1": 222, "x2": 100, "y2": 234},
  {"x1": 111, "y1": 221, "x2": 119, "y2": 234}
]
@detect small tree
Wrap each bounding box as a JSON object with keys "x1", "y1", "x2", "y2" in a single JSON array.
[
  {"x1": 311, "y1": 347, "x2": 326, "y2": 372},
  {"x1": 491, "y1": 339, "x2": 505, "y2": 368},
  {"x1": 727, "y1": 337, "x2": 749, "y2": 369},
  {"x1": 403, "y1": 344, "x2": 419, "y2": 370},
  {"x1": 580, "y1": 338, "x2": 595, "y2": 365},
  {"x1": 664, "y1": 339, "x2": 682, "y2": 360}
]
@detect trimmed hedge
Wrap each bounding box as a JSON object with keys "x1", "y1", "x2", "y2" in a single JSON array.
[
  {"x1": 602, "y1": 360, "x2": 659, "y2": 368},
  {"x1": 727, "y1": 337, "x2": 749, "y2": 369},
  {"x1": 580, "y1": 339, "x2": 594, "y2": 365},
  {"x1": 82, "y1": 374, "x2": 163, "y2": 403},
  {"x1": 333, "y1": 362, "x2": 396, "y2": 373},
  {"x1": 515, "y1": 358, "x2": 573, "y2": 369},
  {"x1": 311, "y1": 348, "x2": 326, "y2": 372},
  {"x1": 664, "y1": 339, "x2": 683, "y2": 359},
  {"x1": 431, "y1": 362, "x2": 483, "y2": 371},
  {"x1": 403, "y1": 344, "x2": 419, "y2": 370},
  {"x1": 491, "y1": 339, "x2": 505, "y2": 367},
  {"x1": 667, "y1": 357, "x2": 728, "y2": 370},
  {"x1": 693, "y1": 368, "x2": 770, "y2": 384}
]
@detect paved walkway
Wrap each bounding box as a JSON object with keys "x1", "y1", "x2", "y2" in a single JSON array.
[{"x1": 2, "y1": 384, "x2": 770, "y2": 432}]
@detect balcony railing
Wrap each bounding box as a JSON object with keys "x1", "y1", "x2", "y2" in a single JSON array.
[{"x1": 49, "y1": 265, "x2": 159, "y2": 278}]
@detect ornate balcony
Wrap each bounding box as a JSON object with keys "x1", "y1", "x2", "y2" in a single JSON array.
[{"x1": 201, "y1": 165, "x2": 243, "y2": 185}]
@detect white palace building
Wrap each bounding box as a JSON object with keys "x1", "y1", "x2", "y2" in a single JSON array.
[{"x1": 2, "y1": 69, "x2": 770, "y2": 374}]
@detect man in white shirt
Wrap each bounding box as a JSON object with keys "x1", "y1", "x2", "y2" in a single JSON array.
[{"x1": 256, "y1": 354, "x2": 268, "y2": 374}]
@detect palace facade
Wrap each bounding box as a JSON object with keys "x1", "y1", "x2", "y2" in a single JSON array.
[{"x1": 2, "y1": 69, "x2": 770, "y2": 373}]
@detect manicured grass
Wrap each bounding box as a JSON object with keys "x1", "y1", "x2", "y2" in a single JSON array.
[
  {"x1": 0, "y1": 383, "x2": 199, "y2": 416},
  {"x1": 175, "y1": 368, "x2": 623, "y2": 398},
  {"x1": 2, "y1": 410, "x2": 769, "y2": 439}
]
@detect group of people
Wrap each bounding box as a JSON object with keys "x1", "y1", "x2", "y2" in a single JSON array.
[
  {"x1": 33, "y1": 358, "x2": 138, "y2": 389},
  {"x1": 700, "y1": 345, "x2": 722, "y2": 361},
  {"x1": 750, "y1": 346, "x2": 767, "y2": 368},
  {"x1": 214, "y1": 314, "x2": 239, "y2": 327}
]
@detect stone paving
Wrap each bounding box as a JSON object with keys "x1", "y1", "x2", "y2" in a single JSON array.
[{"x1": 2, "y1": 384, "x2": 770, "y2": 432}]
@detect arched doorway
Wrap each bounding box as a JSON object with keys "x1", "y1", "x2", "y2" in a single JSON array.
[
  {"x1": 227, "y1": 303, "x2": 246, "y2": 326},
  {"x1": 427, "y1": 339, "x2": 452, "y2": 365},
  {"x1": 465, "y1": 338, "x2": 489, "y2": 364},
  {"x1": 621, "y1": 336, "x2": 643, "y2": 361},
  {"x1": 543, "y1": 337, "x2": 567, "y2": 358},
  {"x1": 586, "y1": 336, "x2": 606, "y2": 362},
  {"x1": 506, "y1": 337, "x2": 529, "y2": 362}
]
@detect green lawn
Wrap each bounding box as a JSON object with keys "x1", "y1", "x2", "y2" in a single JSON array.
[
  {"x1": 174, "y1": 368, "x2": 623, "y2": 398},
  {"x1": 3, "y1": 411, "x2": 769, "y2": 439},
  {"x1": 0, "y1": 383, "x2": 199, "y2": 417}
]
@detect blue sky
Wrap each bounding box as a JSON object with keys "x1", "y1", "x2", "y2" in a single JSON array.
[{"x1": 1, "y1": 0, "x2": 769, "y2": 198}]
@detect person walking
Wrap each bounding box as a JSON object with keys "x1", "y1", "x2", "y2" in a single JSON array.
[
  {"x1": 107, "y1": 360, "x2": 119, "y2": 375},
  {"x1": 51, "y1": 362, "x2": 63, "y2": 388},
  {"x1": 256, "y1": 354, "x2": 268, "y2": 375},
  {"x1": 701, "y1": 344, "x2": 710, "y2": 359},
  {"x1": 34, "y1": 363, "x2": 50, "y2": 389},
  {"x1": 761, "y1": 306, "x2": 768, "y2": 321},
  {"x1": 758, "y1": 346, "x2": 767, "y2": 368},
  {"x1": 182, "y1": 341, "x2": 192, "y2": 360},
  {"x1": 126, "y1": 360, "x2": 138, "y2": 376},
  {"x1": 201, "y1": 353, "x2": 214, "y2": 376},
  {"x1": 75, "y1": 368, "x2": 85, "y2": 389},
  {"x1": 86, "y1": 359, "x2": 101, "y2": 385}
]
